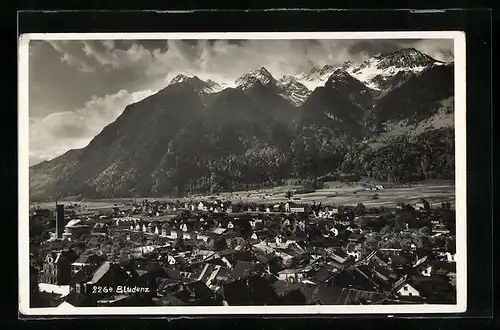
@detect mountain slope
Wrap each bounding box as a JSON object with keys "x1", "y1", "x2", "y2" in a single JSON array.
[
  {"x1": 324, "y1": 68, "x2": 377, "y2": 110},
  {"x1": 366, "y1": 62, "x2": 454, "y2": 129},
  {"x1": 278, "y1": 75, "x2": 312, "y2": 106},
  {"x1": 341, "y1": 62, "x2": 455, "y2": 183},
  {"x1": 236, "y1": 67, "x2": 311, "y2": 107},
  {"x1": 29, "y1": 149, "x2": 83, "y2": 201},
  {"x1": 53, "y1": 83, "x2": 205, "y2": 198},
  {"x1": 346, "y1": 47, "x2": 444, "y2": 91}
]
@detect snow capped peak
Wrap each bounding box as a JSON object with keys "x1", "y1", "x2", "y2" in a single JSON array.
[
  {"x1": 277, "y1": 75, "x2": 311, "y2": 106},
  {"x1": 346, "y1": 48, "x2": 441, "y2": 90},
  {"x1": 372, "y1": 47, "x2": 437, "y2": 68},
  {"x1": 257, "y1": 66, "x2": 272, "y2": 76},
  {"x1": 235, "y1": 66, "x2": 276, "y2": 90},
  {"x1": 169, "y1": 74, "x2": 196, "y2": 85},
  {"x1": 168, "y1": 74, "x2": 223, "y2": 94},
  {"x1": 296, "y1": 64, "x2": 340, "y2": 89},
  {"x1": 331, "y1": 67, "x2": 351, "y2": 77}
]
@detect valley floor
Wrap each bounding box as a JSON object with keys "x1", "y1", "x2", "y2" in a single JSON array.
[{"x1": 30, "y1": 180, "x2": 455, "y2": 211}]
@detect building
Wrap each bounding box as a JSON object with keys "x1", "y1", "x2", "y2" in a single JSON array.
[
  {"x1": 55, "y1": 204, "x2": 65, "y2": 239},
  {"x1": 277, "y1": 267, "x2": 311, "y2": 283},
  {"x1": 285, "y1": 202, "x2": 306, "y2": 213},
  {"x1": 69, "y1": 261, "x2": 131, "y2": 296},
  {"x1": 71, "y1": 253, "x2": 106, "y2": 276},
  {"x1": 346, "y1": 242, "x2": 363, "y2": 262},
  {"x1": 61, "y1": 219, "x2": 92, "y2": 241},
  {"x1": 415, "y1": 199, "x2": 430, "y2": 211},
  {"x1": 40, "y1": 250, "x2": 78, "y2": 285},
  {"x1": 393, "y1": 277, "x2": 421, "y2": 297}
]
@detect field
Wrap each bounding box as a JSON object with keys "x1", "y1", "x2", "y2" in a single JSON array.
[
  {"x1": 30, "y1": 180, "x2": 455, "y2": 211},
  {"x1": 213, "y1": 180, "x2": 455, "y2": 209}
]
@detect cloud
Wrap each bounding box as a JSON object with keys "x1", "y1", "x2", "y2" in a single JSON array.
[
  {"x1": 29, "y1": 38, "x2": 455, "y2": 164},
  {"x1": 29, "y1": 89, "x2": 156, "y2": 166},
  {"x1": 40, "y1": 38, "x2": 454, "y2": 90},
  {"x1": 47, "y1": 40, "x2": 159, "y2": 73}
]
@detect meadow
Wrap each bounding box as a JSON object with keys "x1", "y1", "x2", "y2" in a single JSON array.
[{"x1": 30, "y1": 180, "x2": 455, "y2": 211}]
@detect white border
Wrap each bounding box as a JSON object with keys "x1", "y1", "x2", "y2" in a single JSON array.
[{"x1": 18, "y1": 31, "x2": 467, "y2": 316}]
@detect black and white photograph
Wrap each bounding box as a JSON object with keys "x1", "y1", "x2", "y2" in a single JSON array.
[{"x1": 18, "y1": 32, "x2": 466, "y2": 315}]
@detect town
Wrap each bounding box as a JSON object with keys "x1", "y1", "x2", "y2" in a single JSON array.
[{"x1": 28, "y1": 191, "x2": 457, "y2": 307}]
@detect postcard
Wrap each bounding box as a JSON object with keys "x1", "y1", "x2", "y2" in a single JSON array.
[{"x1": 18, "y1": 31, "x2": 466, "y2": 316}]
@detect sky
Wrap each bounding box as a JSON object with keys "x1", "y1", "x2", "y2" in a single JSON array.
[{"x1": 28, "y1": 38, "x2": 454, "y2": 166}]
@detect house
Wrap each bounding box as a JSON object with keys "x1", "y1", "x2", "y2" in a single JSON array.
[
  {"x1": 160, "y1": 224, "x2": 170, "y2": 237},
  {"x1": 415, "y1": 199, "x2": 430, "y2": 211},
  {"x1": 345, "y1": 243, "x2": 363, "y2": 262},
  {"x1": 249, "y1": 218, "x2": 263, "y2": 230},
  {"x1": 329, "y1": 266, "x2": 380, "y2": 292},
  {"x1": 285, "y1": 203, "x2": 290, "y2": 213},
  {"x1": 168, "y1": 229, "x2": 182, "y2": 240},
  {"x1": 330, "y1": 249, "x2": 350, "y2": 265},
  {"x1": 418, "y1": 260, "x2": 456, "y2": 278},
  {"x1": 275, "y1": 234, "x2": 286, "y2": 245},
  {"x1": 396, "y1": 203, "x2": 405, "y2": 210},
  {"x1": 197, "y1": 202, "x2": 205, "y2": 211},
  {"x1": 392, "y1": 276, "x2": 421, "y2": 297},
  {"x1": 40, "y1": 250, "x2": 78, "y2": 285},
  {"x1": 285, "y1": 202, "x2": 306, "y2": 213},
  {"x1": 313, "y1": 283, "x2": 386, "y2": 305},
  {"x1": 231, "y1": 261, "x2": 258, "y2": 280},
  {"x1": 277, "y1": 267, "x2": 311, "y2": 283},
  {"x1": 71, "y1": 253, "x2": 106, "y2": 276},
  {"x1": 211, "y1": 227, "x2": 227, "y2": 236},
  {"x1": 433, "y1": 224, "x2": 451, "y2": 235},
  {"x1": 445, "y1": 252, "x2": 456, "y2": 262},
  {"x1": 68, "y1": 261, "x2": 131, "y2": 296},
  {"x1": 273, "y1": 203, "x2": 284, "y2": 212}
]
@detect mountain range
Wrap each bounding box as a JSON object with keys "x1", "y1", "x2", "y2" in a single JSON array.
[{"x1": 29, "y1": 47, "x2": 455, "y2": 200}]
